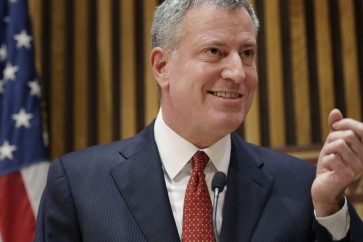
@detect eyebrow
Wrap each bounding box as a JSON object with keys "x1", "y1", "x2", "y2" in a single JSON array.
[
  {"x1": 201, "y1": 39, "x2": 257, "y2": 48},
  {"x1": 243, "y1": 41, "x2": 257, "y2": 48},
  {"x1": 201, "y1": 40, "x2": 226, "y2": 47}
]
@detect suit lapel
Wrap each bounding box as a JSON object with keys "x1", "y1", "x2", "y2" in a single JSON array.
[
  {"x1": 220, "y1": 135, "x2": 275, "y2": 241},
  {"x1": 109, "y1": 125, "x2": 275, "y2": 241},
  {"x1": 110, "y1": 124, "x2": 180, "y2": 242}
]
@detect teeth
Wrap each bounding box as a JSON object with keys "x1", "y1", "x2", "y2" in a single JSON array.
[{"x1": 213, "y1": 92, "x2": 239, "y2": 98}]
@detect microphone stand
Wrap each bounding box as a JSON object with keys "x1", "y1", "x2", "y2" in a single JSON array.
[
  {"x1": 211, "y1": 171, "x2": 226, "y2": 242},
  {"x1": 212, "y1": 187, "x2": 221, "y2": 242}
]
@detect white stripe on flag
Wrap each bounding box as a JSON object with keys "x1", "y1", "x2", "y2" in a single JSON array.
[{"x1": 20, "y1": 161, "x2": 49, "y2": 217}]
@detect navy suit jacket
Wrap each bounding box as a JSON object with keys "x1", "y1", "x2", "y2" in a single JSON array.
[{"x1": 35, "y1": 122, "x2": 363, "y2": 241}]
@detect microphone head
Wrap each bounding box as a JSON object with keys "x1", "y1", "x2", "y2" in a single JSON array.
[{"x1": 211, "y1": 171, "x2": 227, "y2": 193}]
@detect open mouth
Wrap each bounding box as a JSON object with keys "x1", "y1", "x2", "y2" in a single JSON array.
[{"x1": 208, "y1": 91, "x2": 242, "y2": 99}]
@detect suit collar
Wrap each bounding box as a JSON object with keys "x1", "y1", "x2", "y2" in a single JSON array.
[
  {"x1": 154, "y1": 113, "x2": 231, "y2": 180},
  {"x1": 220, "y1": 134, "x2": 275, "y2": 241},
  {"x1": 111, "y1": 126, "x2": 275, "y2": 241},
  {"x1": 110, "y1": 123, "x2": 180, "y2": 241}
]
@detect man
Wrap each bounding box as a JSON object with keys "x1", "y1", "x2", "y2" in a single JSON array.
[{"x1": 35, "y1": 0, "x2": 363, "y2": 241}]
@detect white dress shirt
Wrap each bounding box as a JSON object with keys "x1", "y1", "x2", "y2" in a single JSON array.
[
  {"x1": 153, "y1": 110, "x2": 349, "y2": 240},
  {"x1": 154, "y1": 111, "x2": 230, "y2": 237}
]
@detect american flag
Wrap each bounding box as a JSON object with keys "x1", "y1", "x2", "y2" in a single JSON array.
[{"x1": 0, "y1": 0, "x2": 49, "y2": 241}]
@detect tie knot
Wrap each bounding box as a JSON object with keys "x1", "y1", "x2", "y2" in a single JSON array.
[{"x1": 192, "y1": 151, "x2": 209, "y2": 172}]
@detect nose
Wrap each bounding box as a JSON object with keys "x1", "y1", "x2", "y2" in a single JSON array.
[{"x1": 220, "y1": 53, "x2": 245, "y2": 84}]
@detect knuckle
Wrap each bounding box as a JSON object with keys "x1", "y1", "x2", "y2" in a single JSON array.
[
  {"x1": 345, "y1": 130, "x2": 355, "y2": 141},
  {"x1": 336, "y1": 139, "x2": 347, "y2": 148},
  {"x1": 320, "y1": 154, "x2": 333, "y2": 165}
]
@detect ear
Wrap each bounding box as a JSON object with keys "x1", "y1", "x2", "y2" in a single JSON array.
[{"x1": 150, "y1": 47, "x2": 170, "y2": 89}]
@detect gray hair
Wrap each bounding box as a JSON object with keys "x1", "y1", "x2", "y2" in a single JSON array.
[{"x1": 151, "y1": 0, "x2": 260, "y2": 51}]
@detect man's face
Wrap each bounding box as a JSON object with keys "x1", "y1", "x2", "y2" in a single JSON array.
[{"x1": 153, "y1": 3, "x2": 258, "y2": 147}]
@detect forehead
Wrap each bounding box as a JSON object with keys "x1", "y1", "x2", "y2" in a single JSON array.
[{"x1": 179, "y1": 3, "x2": 256, "y2": 44}]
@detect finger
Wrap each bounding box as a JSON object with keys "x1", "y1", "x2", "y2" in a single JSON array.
[
  {"x1": 323, "y1": 140, "x2": 363, "y2": 176},
  {"x1": 319, "y1": 153, "x2": 357, "y2": 185},
  {"x1": 328, "y1": 109, "x2": 343, "y2": 131},
  {"x1": 319, "y1": 153, "x2": 344, "y2": 171},
  {"x1": 319, "y1": 153, "x2": 353, "y2": 176},
  {"x1": 326, "y1": 130, "x2": 363, "y2": 158},
  {"x1": 331, "y1": 118, "x2": 363, "y2": 139}
]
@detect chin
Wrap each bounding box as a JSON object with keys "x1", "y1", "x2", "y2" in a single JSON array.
[{"x1": 213, "y1": 117, "x2": 244, "y2": 133}]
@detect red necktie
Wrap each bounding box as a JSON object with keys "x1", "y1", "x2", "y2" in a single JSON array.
[{"x1": 182, "y1": 151, "x2": 214, "y2": 242}]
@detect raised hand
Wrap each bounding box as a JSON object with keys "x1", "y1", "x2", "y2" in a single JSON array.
[{"x1": 312, "y1": 109, "x2": 363, "y2": 216}]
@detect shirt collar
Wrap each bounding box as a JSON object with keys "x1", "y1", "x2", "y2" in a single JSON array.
[{"x1": 154, "y1": 109, "x2": 231, "y2": 180}]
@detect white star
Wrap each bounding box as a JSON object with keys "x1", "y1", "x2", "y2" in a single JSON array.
[
  {"x1": 12, "y1": 108, "x2": 33, "y2": 128},
  {"x1": 14, "y1": 30, "x2": 32, "y2": 49},
  {"x1": 0, "y1": 80, "x2": 5, "y2": 93},
  {"x1": 0, "y1": 44, "x2": 6, "y2": 62},
  {"x1": 3, "y1": 63, "x2": 19, "y2": 81},
  {"x1": 8, "y1": 0, "x2": 17, "y2": 3},
  {"x1": 0, "y1": 140, "x2": 17, "y2": 160},
  {"x1": 28, "y1": 79, "x2": 42, "y2": 97}
]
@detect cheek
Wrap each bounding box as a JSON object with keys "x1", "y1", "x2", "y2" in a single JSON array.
[
  {"x1": 245, "y1": 70, "x2": 258, "y2": 91},
  {"x1": 246, "y1": 84, "x2": 257, "y2": 107},
  {"x1": 173, "y1": 68, "x2": 205, "y2": 92},
  {"x1": 244, "y1": 72, "x2": 258, "y2": 107}
]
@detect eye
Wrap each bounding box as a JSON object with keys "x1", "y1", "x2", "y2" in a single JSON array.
[
  {"x1": 207, "y1": 48, "x2": 220, "y2": 55},
  {"x1": 201, "y1": 47, "x2": 224, "y2": 62},
  {"x1": 242, "y1": 50, "x2": 255, "y2": 58},
  {"x1": 241, "y1": 49, "x2": 256, "y2": 66}
]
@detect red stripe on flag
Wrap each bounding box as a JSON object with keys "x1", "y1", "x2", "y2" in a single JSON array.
[{"x1": 0, "y1": 171, "x2": 36, "y2": 242}]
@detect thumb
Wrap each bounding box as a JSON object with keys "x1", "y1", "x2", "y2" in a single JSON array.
[{"x1": 328, "y1": 109, "x2": 343, "y2": 131}]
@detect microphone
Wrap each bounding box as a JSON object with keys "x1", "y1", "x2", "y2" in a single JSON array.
[{"x1": 211, "y1": 171, "x2": 227, "y2": 242}]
